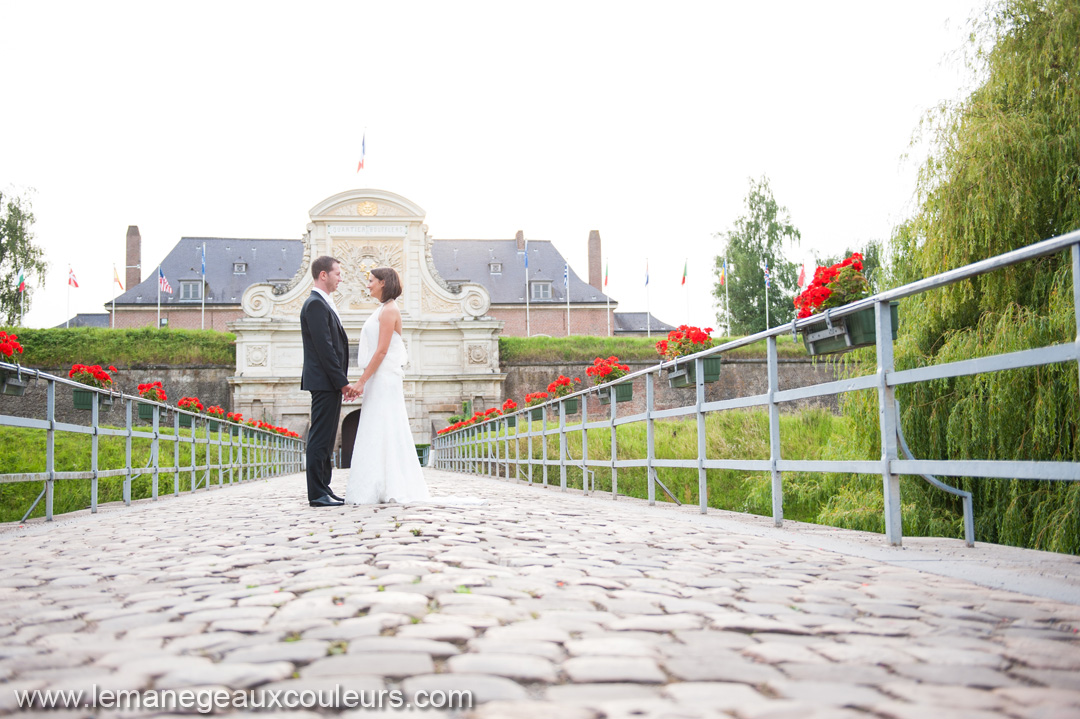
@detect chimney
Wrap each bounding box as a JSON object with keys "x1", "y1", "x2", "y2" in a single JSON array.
[
  {"x1": 125, "y1": 226, "x2": 141, "y2": 289},
  {"x1": 588, "y1": 230, "x2": 602, "y2": 291},
  {"x1": 515, "y1": 230, "x2": 525, "y2": 251}
]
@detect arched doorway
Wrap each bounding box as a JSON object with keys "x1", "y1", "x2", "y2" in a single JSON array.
[{"x1": 341, "y1": 409, "x2": 361, "y2": 468}]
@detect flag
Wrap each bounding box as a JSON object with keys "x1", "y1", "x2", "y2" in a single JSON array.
[
  {"x1": 604, "y1": 262, "x2": 608, "y2": 287},
  {"x1": 68, "y1": 268, "x2": 79, "y2": 288},
  {"x1": 764, "y1": 261, "x2": 770, "y2": 288},
  {"x1": 201, "y1": 245, "x2": 206, "y2": 276},
  {"x1": 113, "y1": 267, "x2": 123, "y2": 290},
  {"x1": 797, "y1": 264, "x2": 806, "y2": 289},
  {"x1": 17, "y1": 271, "x2": 25, "y2": 293},
  {"x1": 645, "y1": 260, "x2": 649, "y2": 287},
  {"x1": 563, "y1": 262, "x2": 569, "y2": 289},
  {"x1": 357, "y1": 132, "x2": 366, "y2": 172},
  {"x1": 524, "y1": 240, "x2": 528, "y2": 270},
  {"x1": 681, "y1": 259, "x2": 687, "y2": 286},
  {"x1": 718, "y1": 260, "x2": 726, "y2": 286},
  {"x1": 158, "y1": 267, "x2": 173, "y2": 294}
]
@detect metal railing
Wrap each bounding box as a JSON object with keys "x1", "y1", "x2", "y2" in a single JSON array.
[
  {"x1": 433, "y1": 229, "x2": 1080, "y2": 546},
  {"x1": 0, "y1": 365, "x2": 305, "y2": 522}
]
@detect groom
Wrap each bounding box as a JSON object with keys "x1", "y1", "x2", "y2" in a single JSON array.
[{"x1": 300, "y1": 256, "x2": 354, "y2": 507}]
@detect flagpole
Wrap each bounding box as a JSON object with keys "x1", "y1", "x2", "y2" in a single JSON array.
[
  {"x1": 66, "y1": 269, "x2": 70, "y2": 328},
  {"x1": 565, "y1": 264, "x2": 570, "y2": 337},
  {"x1": 201, "y1": 242, "x2": 206, "y2": 330},
  {"x1": 157, "y1": 265, "x2": 161, "y2": 329},
  {"x1": 524, "y1": 240, "x2": 530, "y2": 337},
  {"x1": 605, "y1": 257, "x2": 611, "y2": 337},
  {"x1": 764, "y1": 259, "x2": 770, "y2": 331},
  {"x1": 685, "y1": 257, "x2": 689, "y2": 325},
  {"x1": 112, "y1": 265, "x2": 116, "y2": 329},
  {"x1": 725, "y1": 256, "x2": 730, "y2": 337},
  {"x1": 646, "y1": 258, "x2": 651, "y2": 338}
]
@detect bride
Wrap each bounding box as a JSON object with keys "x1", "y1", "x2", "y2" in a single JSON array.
[{"x1": 343, "y1": 267, "x2": 432, "y2": 504}]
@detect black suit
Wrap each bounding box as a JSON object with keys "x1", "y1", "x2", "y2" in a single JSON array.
[{"x1": 300, "y1": 291, "x2": 350, "y2": 501}]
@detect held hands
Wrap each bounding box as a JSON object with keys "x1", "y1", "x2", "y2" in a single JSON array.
[{"x1": 342, "y1": 379, "x2": 366, "y2": 401}]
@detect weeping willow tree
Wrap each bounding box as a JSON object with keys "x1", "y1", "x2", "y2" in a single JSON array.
[{"x1": 824, "y1": 0, "x2": 1080, "y2": 553}]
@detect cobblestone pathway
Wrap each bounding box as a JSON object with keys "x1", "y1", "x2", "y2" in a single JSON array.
[{"x1": 2, "y1": 468, "x2": 1080, "y2": 718}]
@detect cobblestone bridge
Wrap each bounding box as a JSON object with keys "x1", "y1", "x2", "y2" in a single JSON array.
[{"x1": 2, "y1": 469, "x2": 1079, "y2": 718}]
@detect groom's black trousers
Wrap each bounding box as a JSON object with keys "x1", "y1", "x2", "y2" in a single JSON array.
[{"x1": 306, "y1": 389, "x2": 342, "y2": 501}]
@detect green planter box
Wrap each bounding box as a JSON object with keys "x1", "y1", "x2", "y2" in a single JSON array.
[
  {"x1": 597, "y1": 382, "x2": 633, "y2": 405},
  {"x1": 137, "y1": 403, "x2": 160, "y2": 421},
  {"x1": 178, "y1": 413, "x2": 193, "y2": 428},
  {"x1": 73, "y1": 388, "x2": 112, "y2": 411},
  {"x1": 1, "y1": 370, "x2": 29, "y2": 396},
  {"x1": 528, "y1": 407, "x2": 544, "y2": 422},
  {"x1": 505, "y1": 415, "x2": 516, "y2": 428},
  {"x1": 415, "y1": 444, "x2": 430, "y2": 467},
  {"x1": 801, "y1": 302, "x2": 899, "y2": 356},
  {"x1": 231, "y1": 425, "x2": 240, "y2": 437},
  {"x1": 558, "y1": 397, "x2": 579, "y2": 415},
  {"x1": 208, "y1": 420, "x2": 220, "y2": 432},
  {"x1": 667, "y1": 356, "x2": 723, "y2": 388}
]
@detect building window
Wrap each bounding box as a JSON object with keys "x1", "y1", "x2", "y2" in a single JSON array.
[
  {"x1": 180, "y1": 281, "x2": 202, "y2": 301},
  {"x1": 233, "y1": 263, "x2": 247, "y2": 274},
  {"x1": 489, "y1": 263, "x2": 502, "y2": 274},
  {"x1": 531, "y1": 281, "x2": 552, "y2": 300}
]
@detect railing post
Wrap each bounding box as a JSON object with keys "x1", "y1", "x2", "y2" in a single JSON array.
[
  {"x1": 151, "y1": 405, "x2": 160, "y2": 499},
  {"x1": 91, "y1": 390, "x2": 99, "y2": 513},
  {"x1": 767, "y1": 338, "x2": 782, "y2": 525},
  {"x1": 542, "y1": 406, "x2": 549, "y2": 487},
  {"x1": 189, "y1": 414, "x2": 196, "y2": 491},
  {"x1": 646, "y1": 372, "x2": 655, "y2": 505},
  {"x1": 489, "y1": 422, "x2": 495, "y2": 477},
  {"x1": 45, "y1": 380, "x2": 55, "y2": 521},
  {"x1": 697, "y1": 357, "x2": 708, "y2": 515},
  {"x1": 124, "y1": 397, "x2": 133, "y2": 506},
  {"x1": 1072, "y1": 244, "x2": 1080, "y2": 398},
  {"x1": 218, "y1": 425, "x2": 224, "y2": 486},
  {"x1": 581, "y1": 393, "x2": 589, "y2": 494},
  {"x1": 527, "y1": 414, "x2": 534, "y2": 484},
  {"x1": 877, "y1": 299, "x2": 903, "y2": 546},
  {"x1": 559, "y1": 401, "x2": 567, "y2": 491},
  {"x1": 173, "y1": 412, "x2": 180, "y2": 496},
  {"x1": 610, "y1": 382, "x2": 618, "y2": 500}
]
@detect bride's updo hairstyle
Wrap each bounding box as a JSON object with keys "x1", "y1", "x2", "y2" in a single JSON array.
[{"x1": 370, "y1": 267, "x2": 402, "y2": 302}]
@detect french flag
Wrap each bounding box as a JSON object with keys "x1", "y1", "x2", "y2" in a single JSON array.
[{"x1": 357, "y1": 133, "x2": 366, "y2": 172}]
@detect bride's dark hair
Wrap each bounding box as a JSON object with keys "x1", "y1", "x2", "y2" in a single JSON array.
[{"x1": 370, "y1": 267, "x2": 402, "y2": 302}]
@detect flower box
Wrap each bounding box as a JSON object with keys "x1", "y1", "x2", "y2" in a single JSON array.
[
  {"x1": 667, "y1": 356, "x2": 723, "y2": 388},
  {"x1": 73, "y1": 388, "x2": 112, "y2": 411},
  {"x1": 559, "y1": 398, "x2": 579, "y2": 415},
  {"x1": 208, "y1": 421, "x2": 220, "y2": 432},
  {"x1": 597, "y1": 382, "x2": 633, "y2": 405},
  {"x1": 528, "y1": 407, "x2": 544, "y2": 422},
  {"x1": 137, "y1": 403, "x2": 160, "y2": 421},
  {"x1": 1, "y1": 370, "x2": 29, "y2": 396},
  {"x1": 505, "y1": 415, "x2": 516, "y2": 428},
  {"x1": 178, "y1": 413, "x2": 193, "y2": 428},
  {"x1": 231, "y1": 425, "x2": 240, "y2": 436},
  {"x1": 801, "y1": 302, "x2": 899, "y2": 356}
]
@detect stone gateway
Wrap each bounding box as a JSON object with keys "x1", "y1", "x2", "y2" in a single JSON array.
[{"x1": 229, "y1": 189, "x2": 504, "y2": 455}]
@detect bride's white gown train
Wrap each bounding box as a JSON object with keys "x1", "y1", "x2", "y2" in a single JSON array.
[{"x1": 344, "y1": 303, "x2": 482, "y2": 506}]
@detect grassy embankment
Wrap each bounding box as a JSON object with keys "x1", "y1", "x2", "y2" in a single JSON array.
[
  {"x1": 0, "y1": 424, "x2": 283, "y2": 523},
  {"x1": 499, "y1": 333, "x2": 806, "y2": 363},
  {"x1": 0, "y1": 326, "x2": 236, "y2": 367}
]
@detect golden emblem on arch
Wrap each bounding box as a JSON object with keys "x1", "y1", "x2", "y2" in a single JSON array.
[{"x1": 357, "y1": 201, "x2": 378, "y2": 216}]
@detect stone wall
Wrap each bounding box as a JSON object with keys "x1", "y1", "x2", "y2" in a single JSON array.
[
  {"x1": 498, "y1": 358, "x2": 841, "y2": 420},
  {"x1": 0, "y1": 366, "x2": 235, "y2": 427}
]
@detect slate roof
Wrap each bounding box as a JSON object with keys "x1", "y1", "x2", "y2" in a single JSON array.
[
  {"x1": 54, "y1": 313, "x2": 111, "y2": 329},
  {"x1": 613, "y1": 312, "x2": 677, "y2": 334},
  {"x1": 430, "y1": 239, "x2": 614, "y2": 305},
  {"x1": 109, "y1": 238, "x2": 304, "y2": 306}
]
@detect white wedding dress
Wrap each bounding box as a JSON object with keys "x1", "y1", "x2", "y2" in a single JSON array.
[{"x1": 344, "y1": 303, "x2": 483, "y2": 506}]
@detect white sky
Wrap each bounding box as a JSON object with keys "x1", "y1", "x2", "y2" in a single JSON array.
[{"x1": 2, "y1": 0, "x2": 982, "y2": 332}]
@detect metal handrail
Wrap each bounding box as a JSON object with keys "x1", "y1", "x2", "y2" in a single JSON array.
[
  {"x1": 434, "y1": 229, "x2": 1080, "y2": 546},
  {"x1": 0, "y1": 364, "x2": 305, "y2": 522}
]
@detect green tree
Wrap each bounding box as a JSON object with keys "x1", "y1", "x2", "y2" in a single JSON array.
[
  {"x1": 834, "y1": 0, "x2": 1080, "y2": 553},
  {"x1": 0, "y1": 191, "x2": 46, "y2": 326},
  {"x1": 713, "y1": 176, "x2": 800, "y2": 334}
]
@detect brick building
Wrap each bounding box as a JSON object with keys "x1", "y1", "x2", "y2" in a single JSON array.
[{"x1": 106, "y1": 223, "x2": 673, "y2": 337}]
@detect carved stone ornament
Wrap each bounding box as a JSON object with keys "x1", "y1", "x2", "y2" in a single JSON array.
[
  {"x1": 460, "y1": 285, "x2": 491, "y2": 318},
  {"x1": 466, "y1": 343, "x2": 489, "y2": 365},
  {"x1": 424, "y1": 235, "x2": 456, "y2": 293},
  {"x1": 357, "y1": 201, "x2": 378, "y2": 216},
  {"x1": 330, "y1": 201, "x2": 411, "y2": 217},
  {"x1": 421, "y1": 290, "x2": 459, "y2": 315},
  {"x1": 247, "y1": 344, "x2": 268, "y2": 367},
  {"x1": 274, "y1": 232, "x2": 312, "y2": 296},
  {"x1": 332, "y1": 240, "x2": 404, "y2": 310}
]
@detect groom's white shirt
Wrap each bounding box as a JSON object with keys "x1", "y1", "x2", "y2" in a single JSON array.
[{"x1": 312, "y1": 287, "x2": 341, "y2": 323}]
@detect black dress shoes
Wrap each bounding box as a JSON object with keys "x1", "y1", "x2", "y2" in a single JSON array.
[
  {"x1": 309, "y1": 495, "x2": 344, "y2": 507},
  {"x1": 328, "y1": 491, "x2": 344, "y2": 502}
]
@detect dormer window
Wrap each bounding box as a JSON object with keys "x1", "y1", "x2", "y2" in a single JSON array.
[
  {"x1": 233, "y1": 263, "x2": 247, "y2": 274},
  {"x1": 180, "y1": 281, "x2": 202, "y2": 301},
  {"x1": 489, "y1": 263, "x2": 502, "y2": 274},
  {"x1": 531, "y1": 281, "x2": 552, "y2": 300}
]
